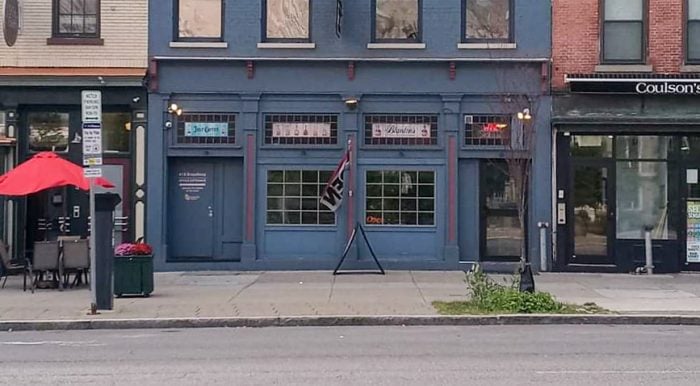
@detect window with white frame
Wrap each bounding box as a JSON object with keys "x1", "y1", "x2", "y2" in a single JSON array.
[
  {"x1": 373, "y1": 0, "x2": 421, "y2": 42},
  {"x1": 177, "y1": 0, "x2": 223, "y2": 40},
  {"x1": 602, "y1": 0, "x2": 645, "y2": 63},
  {"x1": 267, "y1": 170, "x2": 336, "y2": 225},
  {"x1": 264, "y1": 0, "x2": 310, "y2": 41},
  {"x1": 365, "y1": 170, "x2": 435, "y2": 226},
  {"x1": 464, "y1": 0, "x2": 511, "y2": 41}
]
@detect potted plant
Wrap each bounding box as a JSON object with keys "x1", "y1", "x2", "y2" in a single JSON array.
[{"x1": 113, "y1": 239, "x2": 154, "y2": 297}]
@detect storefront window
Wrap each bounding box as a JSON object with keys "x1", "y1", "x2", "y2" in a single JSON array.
[
  {"x1": 465, "y1": 115, "x2": 510, "y2": 146},
  {"x1": 482, "y1": 161, "x2": 522, "y2": 258},
  {"x1": 616, "y1": 161, "x2": 676, "y2": 240},
  {"x1": 27, "y1": 112, "x2": 69, "y2": 152},
  {"x1": 176, "y1": 113, "x2": 236, "y2": 145},
  {"x1": 267, "y1": 170, "x2": 335, "y2": 225},
  {"x1": 571, "y1": 135, "x2": 613, "y2": 157},
  {"x1": 264, "y1": 114, "x2": 337, "y2": 145},
  {"x1": 365, "y1": 115, "x2": 438, "y2": 146},
  {"x1": 102, "y1": 112, "x2": 130, "y2": 153},
  {"x1": 365, "y1": 170, "x2": 435, "y2": 226}
]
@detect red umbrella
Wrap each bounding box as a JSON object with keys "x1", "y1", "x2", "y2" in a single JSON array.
[{"x1": 0, "y1": 151, "x2": 114, "y2": 196}]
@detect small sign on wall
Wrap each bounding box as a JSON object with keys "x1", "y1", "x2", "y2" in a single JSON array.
[
  {"x1": 184, "y1": 122, "x2": 228, "y2": 137},
  {"x1": 178, "y1": 171, "x2": 207, "y2": 201},
  {"x1": 372, "y1": 123, "x2": 431, "y2": 138},
  {"x1": 688, "y1": 201, "x2": 700, "y2": 263},
  {"x1": 272, "y1": 122, "x2": 331, "y2": 138}
]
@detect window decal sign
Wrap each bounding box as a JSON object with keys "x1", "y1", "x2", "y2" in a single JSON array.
[
  {"x1": 178, "y1": 171, "x2": 207, "y2": 201},
  {"x1": 371, "y1": 123, "x2": 431, "y2": 138},
  {"x1": 184, "y1": 122, "x2": 228, "y2": 137},
  {"x1": 272, "y1": 122, "x2": 331, "y2": 138},
  {"x1": 688, "y1": 201, "x2": 700, "y2": 263}
]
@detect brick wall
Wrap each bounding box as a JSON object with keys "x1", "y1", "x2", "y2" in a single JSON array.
[
  {"x1": 553, "y1": 0, "x2": 686, "y2": 90},
  {"x1": 0, "y1": 0, "x2": 147, "y2": 68}
]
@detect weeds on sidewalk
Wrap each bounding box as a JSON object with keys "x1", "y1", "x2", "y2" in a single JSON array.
[{"x1": 433, "y1": 265, "x2": 608, "y2": 315}]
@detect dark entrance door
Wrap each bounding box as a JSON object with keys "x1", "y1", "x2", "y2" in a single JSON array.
[
  {"x1": 568, "y1": 162, "x2": 615, "y2": 266},
  {"x1": 167, "y1": 158, "x2": 244, "y2": 261}
]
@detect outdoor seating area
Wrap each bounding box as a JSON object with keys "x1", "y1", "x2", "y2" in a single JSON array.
[{"x1": 0, "y1": 238, "x2": 90, "y2": 293}]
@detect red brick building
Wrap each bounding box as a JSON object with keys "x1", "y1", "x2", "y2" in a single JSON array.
[{"x1": 552, "y1": 0, "x2": 700, "y2": 273}]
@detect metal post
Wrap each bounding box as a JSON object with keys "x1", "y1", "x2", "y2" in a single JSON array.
[
  {"x1": 644, "y1": 226, "x2": 653, "y2": 275},
  {"x1": 538, "y1": 221, "x2": 549, "y2": 272},
  {"x1": 89, "y1": 177, "x2": 97, "y2": 311}
]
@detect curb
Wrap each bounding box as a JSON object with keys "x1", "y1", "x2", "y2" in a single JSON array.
[{"x1": 3, "y1": 314, "x2": 700, "y2": 331}]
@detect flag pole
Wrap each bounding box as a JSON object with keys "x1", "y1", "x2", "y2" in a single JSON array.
[{"x1": 346, "y1": 138, "x2": 354, "y2": 243}]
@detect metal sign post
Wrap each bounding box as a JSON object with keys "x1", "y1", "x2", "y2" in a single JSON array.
[{"x1": 82, "y1": 90, "x2": 103, "y2": 313}]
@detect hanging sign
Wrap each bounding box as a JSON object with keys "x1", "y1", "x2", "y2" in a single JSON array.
[
  {"x1": 372, "y1": 123, "x2": 431, "y2": 138},
  {"x1": 184, "y1": 122, "x2": 228, "y2": 137},
  {"x1": 687, "y1": 201, "x2": 700, "y2": 263},
  {"x1": 3, "y1": 0, "x2": 19, "y2": 47},
  {"x1": 272, "y1": 122, "x2": 331, "y2": 138}
]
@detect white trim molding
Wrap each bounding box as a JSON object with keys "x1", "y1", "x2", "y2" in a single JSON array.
[
  {"x1": 594, "y1": 64, "x2": 653, "y2": 73},
  {"x1": 169, "y1": 42, "x2": 229, "y2": 49},
  {"x1": 257, "y1": 42, "x2": 316, "y2": 49},
  {"x1": 367, "y1": 43, "x2": 426, "y2": 50},
  {"x1": 457, "y1": 43, "x2": 517, "y2": 50}
]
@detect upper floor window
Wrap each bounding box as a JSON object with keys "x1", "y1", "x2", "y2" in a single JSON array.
[
  {"x1": 373, "y1": 0, "x2": 421, "y2": 42},
  {"x1": 264, "y1": 0, "x2": 310, "y2": 42},
  {"x1": 464, "y1": 0, "x2": 512, "y2": 42},
  {"x1": 176, "y1": 0, "x2": 223, "y2": 41},
  {"x1": 688, "y1": 0, "x2": 700, "y2": 63},
  {"x1": 602, "y1": 0, "x2": 645, "y2": 63},
  {"x1": 53, "y1": 0, "x2": 100, "y2": 38}
]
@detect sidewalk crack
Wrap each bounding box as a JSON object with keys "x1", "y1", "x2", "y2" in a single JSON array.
[
  {"x1": 227, "y1": 273, "x2": 261, "y2": 303},
  {"x1": 410, "y1": 271, "x2": 429, "y2": 306},
  {"x1": 328, "y1": 275, "x2": 337, "y2": 304}
]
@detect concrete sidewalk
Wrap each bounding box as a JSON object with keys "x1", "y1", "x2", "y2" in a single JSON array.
[{"x1": 2, "y1": 271, "x2": 700, "y2": 323}]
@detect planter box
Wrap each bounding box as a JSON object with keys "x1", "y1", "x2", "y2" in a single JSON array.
[{"x1": 114, "y1": 255, "x2": 153, "y2": 297}]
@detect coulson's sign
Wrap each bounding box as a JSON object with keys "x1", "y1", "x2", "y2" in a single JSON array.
[
  {"x1": 569, "y1": 78, "x2": 700, "y2": 95},
  {"x1": 635, "y1": 82, "x2": 700, "y2": 94}
]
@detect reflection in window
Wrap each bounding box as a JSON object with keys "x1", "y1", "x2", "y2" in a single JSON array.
[
  {"x1": 375, "y1": 0, "x2": 420, "y2": 41},
  {"x1": 56, "y1": 0, "x2": 99, "y2": 37},
  {"x1": 366, "y1": 170, "x2": 435, "y2": 226},
  {"x1": 465, "y1": 0, "x2": 510, "y2": 40},
  {"x1": 617, "y1": 161, "x2": 676, "y2": 240},
  {"x1": 266, "y1": 170, "x2": 335, "y2": 225},
  {"x1": 571, "y1": 135, "x2": 613, "y2": 157},
  {"x1": 102, "y1": 113, "x2": 130, "y2": 153},
  {"x1": 616, "y1": 136, "x2": 670, "y2": 159},
  {"x1": 689, "y1": 0, "x2": 700, "y2": 61},
  {"x1": 178, "y1": 0, "x2": 222, "y2": 39},
  {"x1": 603, "y1": 0, "x2": 644, "y2": 62},
  {"x1": 28, "y1": 112, "x2": 69, "y2": 152},
  {"x1": 465, "y1": 115, "x2": 510, "y2": 146},
  {"x1": 482, "y1": 161, "x2": 521, "y2": 258},
  {"x1": 265, "y1": 0, "x2": 310, "y2": 40}
]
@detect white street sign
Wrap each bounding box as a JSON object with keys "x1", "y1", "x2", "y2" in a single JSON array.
[
  {"x1": 82, "y1": 127, "x2": 102, "y2": 155},
  {"x1": 81, "y1": 90, "x2": 102, "y2": 123},
  {"x1": 84, "y1": 168, "x2": 102, "y2": 178}
]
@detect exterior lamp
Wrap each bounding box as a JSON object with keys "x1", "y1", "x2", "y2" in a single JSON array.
[
  {"x1": 517, "y1": 108, "x2": 532, "y2": 121},
  {"x1": 167, "y1": 103, "x2": 183, "y2": 116}
]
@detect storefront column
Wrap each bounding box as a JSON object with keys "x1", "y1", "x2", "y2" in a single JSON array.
[
  {"x1": 241, "y1": 94, "x2": 260, "y2": 262},
  {"x1": 147, "y1": 94, "x2": 168, "y2": 270},
  {"x1": 442, "y1": 97, "x2": 461, "y2": 263},
  {"x1": 342, "y1": 107, "x2": 360, "y2": 262}
]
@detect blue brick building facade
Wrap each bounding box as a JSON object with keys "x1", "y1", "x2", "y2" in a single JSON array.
[{"x1": 147, "y1": 0, "x2": 552, "y2": 271}]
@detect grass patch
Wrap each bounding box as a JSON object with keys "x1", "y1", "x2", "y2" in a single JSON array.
[{"x1": 432, "y1": 265, "x2": 609, "y2": 315}]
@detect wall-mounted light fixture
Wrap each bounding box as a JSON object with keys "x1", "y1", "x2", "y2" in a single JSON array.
[
  {"x1": 516, "y1": 108, "x2": 532, "y2": 121},
  {"x1": 344, "y1": 97, "x2": 359, "y2": 110},
  {"x1": 167, "y1": 103, "x2": 183, "y2": 116}
]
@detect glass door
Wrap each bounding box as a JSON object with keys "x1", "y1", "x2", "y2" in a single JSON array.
[{"x1": 569, "y1": 163, "x2": 615, "y2": 265}]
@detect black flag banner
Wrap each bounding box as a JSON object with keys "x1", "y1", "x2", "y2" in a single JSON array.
[
  {"x1": 320, "y1": 147, "x2": 350, "y2": 212},
  {"x1": 336, "y1": 0, "x2": 343, "y2": 38}
]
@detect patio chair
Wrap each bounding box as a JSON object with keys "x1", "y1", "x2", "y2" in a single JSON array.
[
  {"x1": 60, "y1": 238, "x2": 89, "y2": 288},
  {"x1": 0, "y1": 240, "x2": 28, "y2": 291},
  {"x1": 28, "y1": 240, "x2": 61, "y2": 293}
]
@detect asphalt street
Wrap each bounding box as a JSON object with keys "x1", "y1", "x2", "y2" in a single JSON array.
[{"x1": 1, "y1": 325, "x2": 700, "y2": 385}]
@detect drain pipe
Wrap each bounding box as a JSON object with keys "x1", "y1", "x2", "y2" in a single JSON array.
[
  {"x1": 644, "y1": 225, "x2": 654, "y2": 275},
  {"x1": 538, "y1": 221, "x2": 549, "y2": 272}
]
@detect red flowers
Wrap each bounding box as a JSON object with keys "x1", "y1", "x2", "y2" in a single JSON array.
[{"x1": 115, "y1": 241, "x2": 153, "y2": 256}]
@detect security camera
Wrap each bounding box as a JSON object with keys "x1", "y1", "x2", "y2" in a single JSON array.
[{"x1": 164, "y1": 120, "x2": 173, "y2": 129}]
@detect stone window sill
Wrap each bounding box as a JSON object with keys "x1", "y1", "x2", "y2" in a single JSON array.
[
  {"x1": 169, "y1": 41, "x2": 228, "y2": 49},
  {"x1": 457, "y1": 43, "x2": 516, "y2": 49},
  {"x1": 594, "y1": 64, "x2": 653, "y2": 73},
  {"x1": 47, "y1": 37, "x2": 104, "y2": 46},
  {"x1": 681, "y1": 65, "x2": 700, "y2": 73},
  {"x1": 367, "y1": 43, "x2": 426, "y2": 50},
  {"x1": 257, "y1": 42, "x2": 316, "y2": 49}
]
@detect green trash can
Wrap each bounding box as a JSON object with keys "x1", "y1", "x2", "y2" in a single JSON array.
[{"x1": 114, "y1": 255, "x2": 154, "y2": 297}]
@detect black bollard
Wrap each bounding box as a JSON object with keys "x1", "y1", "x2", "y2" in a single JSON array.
[{"x1": 93, "y1": 192, "x2": 121, "y2": 310}]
